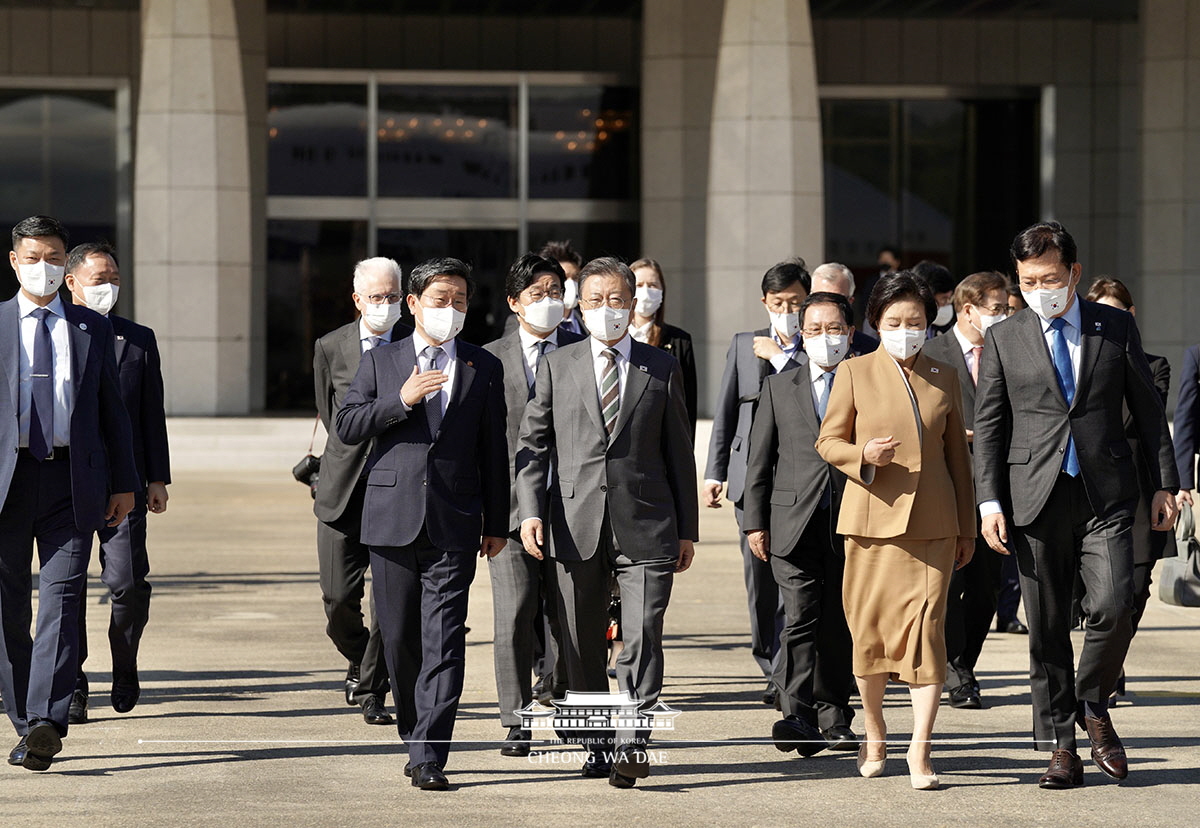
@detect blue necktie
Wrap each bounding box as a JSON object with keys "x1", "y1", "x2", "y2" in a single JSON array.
[
  {"x1": 1048, "y1": 317, "x2": 1080, "y2": 477},
  {"x1": 816, "y1": 372, "x2": 833, "y2": 508},
  {"x1": 29, "y1": 307, "x2": 54, "y2": 461}
]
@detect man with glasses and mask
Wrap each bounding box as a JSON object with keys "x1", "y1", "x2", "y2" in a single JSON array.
[
  {"x1": 704, "y1": 259, "x2": 810, "y2": 708},
  {"x1": 742, "y1": 291, "x2": 860, "y2": 757},
  {"x1": 923, "y1": 270, "x2": 1011, "y2": 711},
  {"x1": 482, "y1": 253, "x2": 584, "y2": 757},
  {"x1": 312, "y1": 257, "x2": 409, "y2": 727},
  {"x1": 517, "y1": 257, "x2": 697, "y2": 789}
]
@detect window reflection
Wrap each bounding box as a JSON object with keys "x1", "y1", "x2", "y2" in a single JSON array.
[
  {"x1": 268, "y1": 83, "x2": 368, "y2": 196},
  {"x1": 529, "y1": 86, "x2": 637, "y2": 199}
]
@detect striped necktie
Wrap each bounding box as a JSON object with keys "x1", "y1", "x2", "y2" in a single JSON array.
[{"x1": 600, "y1": 347, "x2": 620, "y2": 437}]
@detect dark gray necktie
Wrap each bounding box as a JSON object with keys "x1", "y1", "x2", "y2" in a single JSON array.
[
  {"x1": 29, "y1": 307, "x2": 54, "y2": 461},
  {"x1": 533, "y1": 340, "x2": 551, "y2": 382},
  {"x1": 365, "y1": 335, "x2": 383, "y2": 352},
  {"x1": 424, "y1": 345, "x2": 444, "y2": 436}
]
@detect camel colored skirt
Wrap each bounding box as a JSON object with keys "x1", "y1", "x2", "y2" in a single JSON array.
[{"x1": 842, "y1": 536, "x2": 955, "y2": 685}]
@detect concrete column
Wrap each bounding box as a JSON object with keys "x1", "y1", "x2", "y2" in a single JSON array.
[
  {"x1": 704, "y1": 0, "x2": 823, "y2": 407},
  {"x1": 134, "y1": 0, "x2": 253, "y2": 414},
  {"x1": 1138, "y1": 0, "x2": 1200, "y2": 406}
]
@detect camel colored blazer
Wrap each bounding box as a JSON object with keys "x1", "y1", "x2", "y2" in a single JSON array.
[{"x1": 815, "y1": 347, "x2": 976, "y2": 541}]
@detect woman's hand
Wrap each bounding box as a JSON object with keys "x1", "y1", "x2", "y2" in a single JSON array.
[
  {"x1": 862, "y1": 436, "x2": 901, "y2": 467},
  {"x1": 954, "y1": 536, "x2": 975, "y2": 570}
]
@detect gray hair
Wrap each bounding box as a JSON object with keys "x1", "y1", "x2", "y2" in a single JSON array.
[
  {"x1": 811, "y1": 262, "x2": 855, "y2": 299},
  {"x1": 578, "y1": 256, "x2": 636, "y2": 296},
  {"x1": 352, "y1": 257, "x2": 403, "y2": 295}
]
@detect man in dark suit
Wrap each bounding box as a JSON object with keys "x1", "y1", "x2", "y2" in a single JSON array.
[
  {"x1": 518, "y1": 257, "x2": 698, "y2": 789},
  {"x1": 312, "y1": 257, "x2": 409, "y2": 726},
  {"x1": 742, "y1": 292, "x2": 858, "y2": 757},
  {"x1": 923, "y1": 270, "x2": 1011, "y2": 710},
  {"x1": 810, "y1": 263, "x2": 878, "y2": 356},
  {"x1": 1173, "y1": 343, "x2": 1199, "y2": 515},
  {"x1": 0, "y1": 215, "x2": 137, "y2": 771},
  {"x1": 483, "y1": 253, "x2": 584, "y2": 757},
  {"x1": 974, "y1": 221, "x2": 1178, "y2": 788},
  {"x1": 61, "y1": 242, "x2": 170, "y2": 725},
  {"x1": 704, "y1": 259, "x2": 810, "y2": 704},
  {"x1": 336, "y1": 257, "x2": 508, "y2": 791}
]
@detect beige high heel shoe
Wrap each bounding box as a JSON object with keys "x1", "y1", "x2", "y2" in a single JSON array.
[
  {"x1": 857, "y1": 741, "x2": 886, "y2": 778},
  {"x1": 906, "y1": 753, "x2": 939, "y2": 790}
]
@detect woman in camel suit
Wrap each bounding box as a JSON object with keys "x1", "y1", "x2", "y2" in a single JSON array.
[{"x1": 815, "y1": 271, "x2": 975, "y2": 790}]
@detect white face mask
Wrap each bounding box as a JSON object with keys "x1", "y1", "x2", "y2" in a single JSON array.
[
  {"x1": 635, "y1": 285, "x2": 663, "y2": 317},
  {"x1": 1022, "y1": 285, "x2": 1073, "y2": 320},
  {"x1": 970, "y1": 309, "x2": 1004, "y2": 336},
  {"x1": 768, "y1": 310, "x2": 801, "y2": 340},
  {"x1": 582, "y1": 305, "x2": 631, "y2": 341},
  {"x1": 933, "y1": 303, "x2": 954, "y2": 327},
  {"x1": 17, "y1": 260, "x2": 65, "y2": 298},
  {"x1": 880, "y1": 328, "x2": 925, "y2": 361},
  {"x1": 79, "y1": 283, "x2": 119, "y2": 315},
  {"x1": 562, "y1": 278, "x2": 579, "y2": 310},
  {"x1": 803, "y1": 333, "x2": 849, "y2": 368},
  {"x1": 360, "y1": 300, "x2": 403, "y2": 333},
  {"x1": 522, "y1": 296, "x2": 564, "y2": 334},
  {"x1": 418, "y1": 304, "x2": 466, "y2": 343}
]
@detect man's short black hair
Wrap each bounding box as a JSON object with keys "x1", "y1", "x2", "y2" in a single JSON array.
[
  {"x1": 538, "y1": 239, "x2": 583, "y2": 269},
  {"x1": 866, "y1": 270, "x2": 937, "y2": 332},
  {"x1": 12, "y1": 215, "x2": 69, "y2": 251},
  {"x1": 505, "y1": 253, "x2": 565, "y2": 300},
  {"x1": 801, "y1": 291, "x2": 854, "y2": 327},
  {"x1": 407, "y1": 257, "x2": 475, "y2": 299},
  {"x1": 1010, "y1": 220, "x2": 1077, "y2": 270},
  {"x1": 912, "y1": 259, "x2": 955, "y2": 295},
  {"x1": 66, "y1": 241, "x2": 118, "y2": 275},
  {"x1": 760, "y1": 258, "x2": 811, "y2": 296}
]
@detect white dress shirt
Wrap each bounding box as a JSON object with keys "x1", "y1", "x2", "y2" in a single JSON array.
[
  {"x1": 18, "y1": 292, "x2": 74, "y2": 448},
  {"x1": 590, "y1": 332, "x2": 632, "y2": 406},
  {"x1": 979, "y1": 300, "x2": 1082, "y2": 518},
  {"x1": 951, "y1": 323, "x2": 982, "y2": 377},
  {"x1": 401, "y1": 333, "x2": 457, "y2": 416},
  {"x1": 359, "y1": 320, "x2": 394, "y2": 353},
  {"x1": 518, "y1": 325, "x2": 558, "y2": 387},
  {"x1": 629, "y1": 319, "x2": 653, "y2": 344}
]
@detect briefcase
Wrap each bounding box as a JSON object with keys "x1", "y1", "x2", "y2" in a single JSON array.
[{"x1": 1159, "y1": 502, "x2": 1200, "y2": 607}]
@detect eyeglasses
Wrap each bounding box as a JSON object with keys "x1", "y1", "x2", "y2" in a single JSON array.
[
  {"x1": 802, "y1": 324, "x2": 849, "y2": 337},
  {"x1": 524, "y1": 287, "x2": 564, "y2": 303},
  {"x1": 580, "y1": 296, "x2": 630, "y2": 310},
  {"x1": 979, "y1": 303, "x2": 1010, "y2": 316},
  {"x1": 365, "y1": 293, "x2": 401, "y2": 304}
]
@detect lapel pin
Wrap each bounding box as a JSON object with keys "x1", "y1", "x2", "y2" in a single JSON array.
[
  {"x1": 79, "y1": 323, "x2": 87, "y2": 331},
  {"x1": 930, "y1": 366, "x2": 939, "y2": 373},
  {"x1": 638, "y1": 364, "x2": 649, "y2": 373},
  {"x1": 467, "y1": 360, "x2": 473, "y2": 367},
  {"x1": 116, "y1": 334, "x2": 125, "y2": 340},
  {"x1": 1095, "y1": 322, "x2": 1102, "y2": 330}
]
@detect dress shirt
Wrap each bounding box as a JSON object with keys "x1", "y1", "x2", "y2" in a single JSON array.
[
  {"x1": 518, "y1": 324, "x2": 558, "y2": 387},
  {"x1": 629, "y1": 319, "x2": 653, "y2": 344},
  {"x1": 951, "y1": 323, "x2": 983, "y2": 378},
  {"x1": 590, "y1": 333, "x2": 632, "y2": 407},
  {"x1": 359, "y1": 319, "x2": 394, "y2": 353},
  {"x1": 769, "y1": 331, "x2": 803, "y2": 374},
  {"x1": 17, "y1": 292, "x2": 73, "y2": 448}
]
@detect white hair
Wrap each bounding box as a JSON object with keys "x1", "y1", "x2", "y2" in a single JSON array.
[
  {"x1": 811, "y1": 262, "x2": 855, "y2": 299},
  {"x1": 352, "y1": 257, "x2": 403, "y2": 295}
]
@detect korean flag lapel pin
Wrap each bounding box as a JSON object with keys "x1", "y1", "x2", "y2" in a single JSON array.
[
  {"x1": 929, "y1": 365, "x2": 939, "y2": 374},
  {"x1": 638, "y1": 363, "x2": 649, "y2": 373}
]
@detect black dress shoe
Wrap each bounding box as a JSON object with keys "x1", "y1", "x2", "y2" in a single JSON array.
[
  {"x1": 344, "y1": 663, "x2": 361, "y2": 706},
  {"x1": 410, "y1": 761, "x2": 449, "y2": 790},
  {"x1": 1084, "y1": 715, "x2": 1128, "y2": 780},
  {"x1": 762, "y1": 682, "x2": 778, "y2": 707},
  {"x1": 772, "y1": 715, "x2": 827, "y2": 757},
  {"x1": 581, "y1": 752, "x2": 612, "y2": 778},
  {"x1": 361, "y1": 696, "x2": 393, "y2": 725},
  {"x1": 948, "y1": 684, "x2": 983, "y2": 709},
  {"x1": 8, "y1": 736, "x2": 27, "y2": 766},
  {"x1": 22, "y1": 721, "x2": 62, "y2": 771},
  {"x1": 999, "y1": 619, "x2": 1029, "y2": 634},
  {"x1": 821, "y1": 725, "x2": 860, "y2": 751},
  {"x1": 68, "y1": 689, "x2": 89, "y2": 724},
  {"x1": 111, "y1": 678, "x2": 140, "y2": 714},
  {"x1": 612, "y1": 741, "x2": 651, "y2": 779},
  {"x1": 1038, "y1": 748, "x2": 1084, "y2": 788},
  {"x1": 609, "y1": 769, "x2": 637, "y2": 788},
  {"x1": 403, "y1": 761, "x2": 412, "y2": 778},
  {"x1": 500, "y1": 726, "x2": 531, "y2": 757}
]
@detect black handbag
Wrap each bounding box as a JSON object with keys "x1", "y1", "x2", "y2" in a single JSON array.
[
  {"x1": 1159, "y1": 502, "x2": 1200, "y2": 607},
  {"x1": 292, "y1": 417, "x2": 321, "y2": 499}
]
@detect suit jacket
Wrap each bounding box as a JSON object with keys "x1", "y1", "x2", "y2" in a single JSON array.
[
  {"x1": 815, "y1": 347, "x2": 976, "y2": 540},
  {"x1": 973, "y1": 301, "x2": 1178, "y2": 527},
  {"x1": 515, "y1": 338, "x2": 699, "y2": 562},
  {"x1": 923, "y1": 330, "x2": 978, "y2": 432},
  {"x1": 1174, "y1": 343, "x2": 1200, "y2": 489},
  {"x1": 334, "y1": 334, "x2": 509, "y2": 551},
  {"x1": 742, "y1": 362, "x2": 847, "y2": 555},
  {"x1": 483, "y1": 324, "x2": 585, "y2": 535},
  {"x1": 0, "y1": 298, "x2": 138, "y2": 531},
  {"x1": 653, "y1": 322, "x2": 698, "y2": 440},
  {"x1": 312, "y1": 320, "x2": 410, "y2": 524},
  {"x1": 705, "y1": 328, "x2": 800, "y2": 504},
  {"x1": 1130, "y1": 353, "x2": 1176, "y2": 563},
  {"x1": 110, "y1": 315, "x2": 170, "y2": 487}
]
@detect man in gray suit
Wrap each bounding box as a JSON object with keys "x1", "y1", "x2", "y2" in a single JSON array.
[
  {"x1": 312, "y1": 257, "x2": 409, "y2": 726},
  {"x1": 923, "y1": 270, "x2": 1011, "y2": 711},
  {"x1": 742, "y1": 292, "x2": 858, "y2": 757},
  {"x1": 704, "y1": 259, "x2": 810, "y2": 704},
  {"x1": 518, "y1": 257, "x2": 698, "y2": 789},
  {"x1": 483, "y1": 253, "x2": 583, "y2": 757},
  {"x1": 974, "y1": 221, "x2": 1178, "y2": 788}
]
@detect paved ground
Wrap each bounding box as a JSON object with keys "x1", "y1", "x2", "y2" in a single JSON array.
[{"x1": 2, "y1": 418, "x2": 1198, "y2": 827}]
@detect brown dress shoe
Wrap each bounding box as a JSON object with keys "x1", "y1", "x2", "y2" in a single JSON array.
[
  {"x1": 1084, "y1": 715, "x2": 1128, "y2": 780},
  {"x1": 1038, "y1": 749, "x2": 1084, "y2": 789}
]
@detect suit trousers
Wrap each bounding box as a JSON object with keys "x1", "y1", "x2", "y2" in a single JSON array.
[
  {"x1": 944, "y1": 536, "x2": 1001, "y2": 691},
  {"x1": 1014, "y1": 473, "x2": 1134, "y2": 751},
  {"x1": 488, "y1": 537, "x2": 565, "y2": 727},
  {"x1": 995, "y1": 553, "x2": 1022, "y2": 625},
  {"x1": 77, "y1": 490, "x2": 151, "y2": 693},
  {"x1": 769, "y1": 505, "x2": 855, "y2": 730},
  {"x1": 317, "y1": 480, "x2": 388, "y2": 701},
  {"x1": 554, "y1": 512, "x2": 675, "y2": 744},
  {"x1": 370, "y1": 532, "x2": 476, "y2": 767},
  {"x1": 0, "y1": 454, "x2": 93, "y2": 736},
  {"x1": 734, "y1": 505, "x2": 784, "y2": 678}
]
